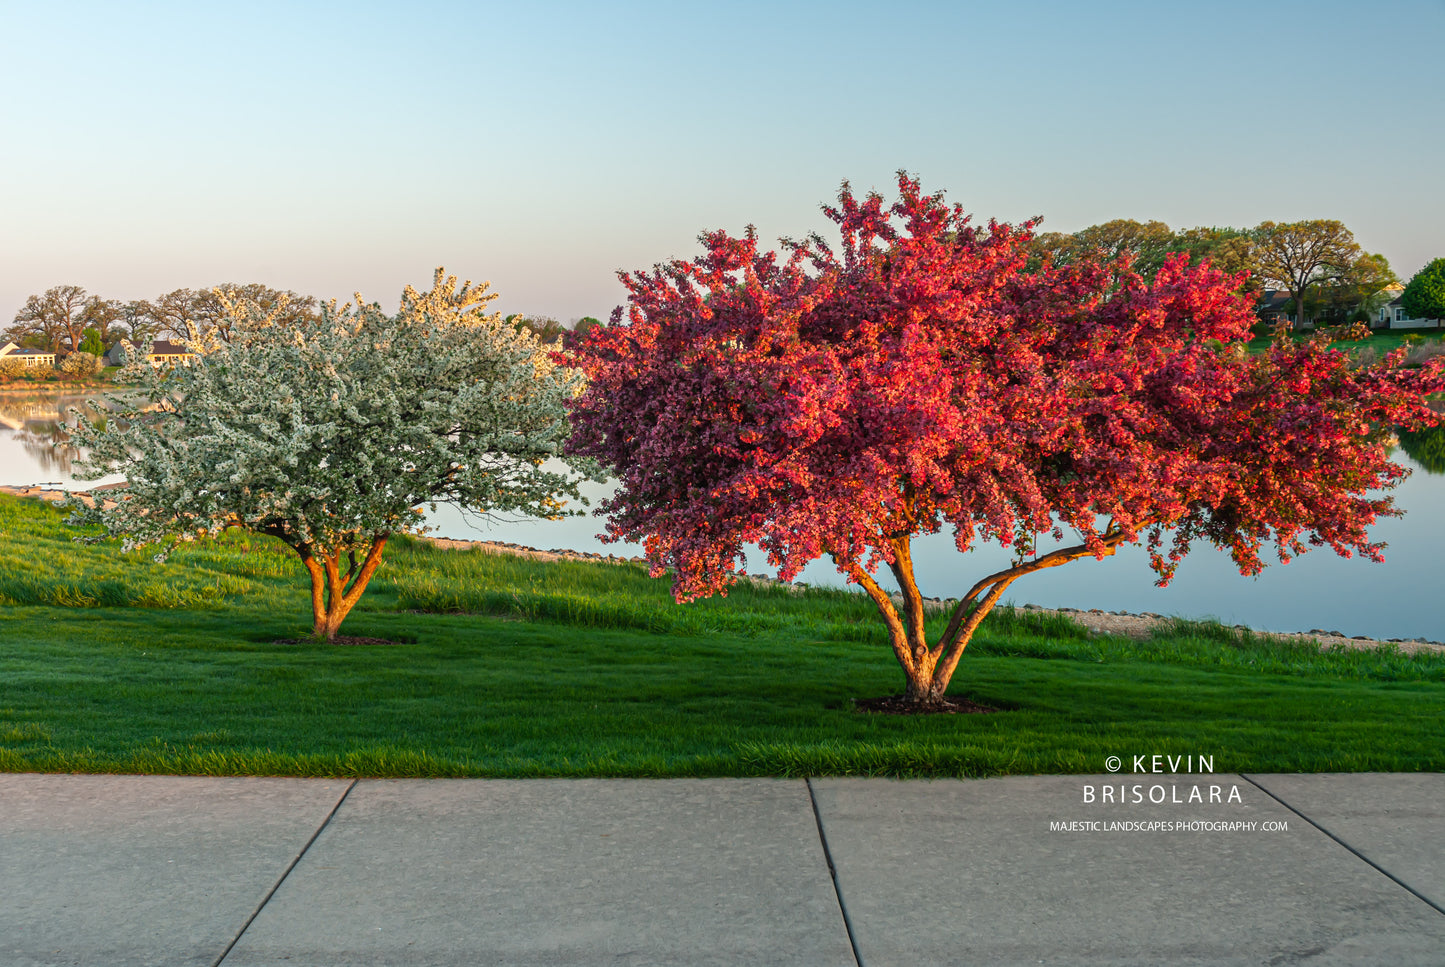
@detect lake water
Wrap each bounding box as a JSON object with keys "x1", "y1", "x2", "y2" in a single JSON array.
[{"x1": 3, "y1": 389, "x2": 1442, "y2": 642}]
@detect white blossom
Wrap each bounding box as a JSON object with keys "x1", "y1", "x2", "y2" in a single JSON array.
[{"x1": 66, "y1": 268, "x2": 592, "y2": 639}]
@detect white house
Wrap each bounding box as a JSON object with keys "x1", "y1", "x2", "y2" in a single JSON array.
[
  {"x1": 145, "y1": 339, "x2": 196, "y2": 366},
  {"x1": 0, "y1": 342, "x2": 57, "y2": 367},
  {"x1": 105, "y1": 339, "x2": 197, "y2": 367},
  {"x1": 1377, "y1": 284, "x2": 1442, "y2": 330}
]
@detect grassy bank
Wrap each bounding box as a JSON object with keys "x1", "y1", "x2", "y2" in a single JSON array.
[
  {"x1": 1244, "y1": 328, "x2": 1445, "y2": 361},
  {"x1": 0, "y1": 368, "x2": 119, "y2": 392},
  {"x1": 1, "y1": 494, "x2": 1442, "y2": 778}
]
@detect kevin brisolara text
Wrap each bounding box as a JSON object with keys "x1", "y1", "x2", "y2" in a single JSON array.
[
  {"x1": 1083, "y1": 783, "x2": 1244, "y2": 804},
  {"x1": 1050, "y1": 820, "x2": 1289, "y2": 833}
]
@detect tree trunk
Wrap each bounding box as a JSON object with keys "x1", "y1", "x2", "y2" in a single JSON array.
[
  {"x1": 844, "y1": 521, "x2": 1140, "y2": 711},
  {"x1": 298, "y1": 536, "x2": 389, "y2": 642},
  {"x1": 903, "y1": 658, "x2": 947, "y2": 707},
  {"x1": 888, "y1": 539, "x2": 950, "y2": 706},
  {"x1": 1294, "y1": 283, "x2": 1315, "y2": 331},
  {"x1": 843, "y1": 536, "x2": 976, "y2": 709}
]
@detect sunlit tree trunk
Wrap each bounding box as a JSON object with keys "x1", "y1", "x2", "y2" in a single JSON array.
[
  {"x1": 297, "y1": 536, "x2": 389, "y2": 641},
  {"x1": 841, "y1": 525, "x2": 1140, "y2": 708}
]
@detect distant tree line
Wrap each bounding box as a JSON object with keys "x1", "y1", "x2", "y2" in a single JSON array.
[
  {"x1": 1032, "y1": 218, "x2": 1401, "y2": 329},
  {"x1": 505, "y1": 314, "x2": 604, "y2": 348},
  {"x1": 2, "y1": 283, "x2": 320, "y2": 355},
  {"x1": 5, "y1": 283, "x2": 607, "y2": 356}
]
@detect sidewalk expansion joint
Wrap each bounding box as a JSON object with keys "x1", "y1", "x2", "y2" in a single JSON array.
[
  {"x1": 1240, "y1": 774, "x2": 1445, "y2": 918},
  {"x1": 806, "y1": 777, "x2": 865, "y2": 967},
  {"x1": 211, "y1": 778, "x2": 359, "y2": 966}
]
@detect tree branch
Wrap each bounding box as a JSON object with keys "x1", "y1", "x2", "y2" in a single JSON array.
[
  {"x1": 833, "y1": 553, "x2": 916, "y2": 676},
  {"x1": 340, "y1": 535, "x2": 389, "y2": 608},
  {"x1": 886, "y1": 536, "x2": 929, "y2": 663},
  {"x1": 937, "y1": 521, "x2": 1144, "y2": 650}
]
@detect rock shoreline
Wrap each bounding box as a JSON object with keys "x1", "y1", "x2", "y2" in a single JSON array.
[{"x1": 4, "y1": 485, "x2": 1441, "y2": 655}]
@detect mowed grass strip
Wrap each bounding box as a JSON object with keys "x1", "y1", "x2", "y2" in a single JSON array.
[{"x1": 1, "y1": 494, "x2": 1442, "y2": 778}]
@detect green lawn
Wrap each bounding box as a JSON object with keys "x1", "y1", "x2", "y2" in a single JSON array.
[
  {"x1": 1244, "y1": 327, "x2": 1445, "y2": 358},
  {"x1": 2, "y1": 494, "x2": 1442, "y2": 778}
]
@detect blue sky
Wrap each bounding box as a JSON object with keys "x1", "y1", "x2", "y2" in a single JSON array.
[{"x1": 2, "y1": 0, "x2": 1441, "y2": 324}]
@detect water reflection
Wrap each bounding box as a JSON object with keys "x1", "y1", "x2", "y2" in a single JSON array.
[
  {"x1": 0, "y1": 390, "x2": 127, "y2": 488},
  {"x1": 1, "y1": 389, "x2": 1442, "y2": 640},
  {"x1": 13, "y1": 419, "x2": 75, "y2": 475},
  {"x1": 429, "y1": 460, "x2": 1445, "y2": 642},
  {"x1": 1398, "y1": 425, "x2": 1445, "y2": 475}
]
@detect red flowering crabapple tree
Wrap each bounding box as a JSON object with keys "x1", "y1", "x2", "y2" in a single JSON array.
[{"x1": 565, "y1": 175, "x2": 1444, "y2": 708}]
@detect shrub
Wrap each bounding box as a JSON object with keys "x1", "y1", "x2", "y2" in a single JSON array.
[
  {"x1": 59, "y1": 351, "x2": 103, "y2": 377},
  {"x1": 0, "y1": 358, "x2": 26, "y2": 380}
]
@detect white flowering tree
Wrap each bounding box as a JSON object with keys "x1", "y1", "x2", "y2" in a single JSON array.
[{"x1": 66, "y1": 269, "x2": 589, "y2": 641}]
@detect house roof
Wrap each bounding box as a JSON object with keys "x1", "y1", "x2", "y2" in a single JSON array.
[
  {"x1": 149, "y1": 340, "x2": 193, "y2": 355},
  {"x1": 1256, "y1": 290, "x2": 1292, "y2": 312}
]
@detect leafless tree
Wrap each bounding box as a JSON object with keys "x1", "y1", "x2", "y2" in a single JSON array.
[{"x1": 5, "y1": 285, "x2": 89, "y2": 351}]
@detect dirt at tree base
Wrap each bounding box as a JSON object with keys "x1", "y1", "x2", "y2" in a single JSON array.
[
  {"x1": 854, "y1": 695, "x2": 1003, "y2": 715},
  {"x1": 272, "y1": 636, "x2": 406, "y2": 647}
]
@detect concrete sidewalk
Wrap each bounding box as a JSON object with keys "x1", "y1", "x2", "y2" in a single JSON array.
[{"x1": 2, "y1": 773, "x2": 1442, "y2": 966}]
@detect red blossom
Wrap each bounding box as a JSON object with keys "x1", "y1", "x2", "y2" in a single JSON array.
[{"x1": 563, "y1": 174, "x2": 1444, "y2": 705}]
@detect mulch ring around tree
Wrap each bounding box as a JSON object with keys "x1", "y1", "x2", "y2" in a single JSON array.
[
  {"x1": 854, "y1": 695, "x2": 1004, "y2": 715},
  {"x1": 273, "y1": 636, "x2": 410, "y2": 647}
]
